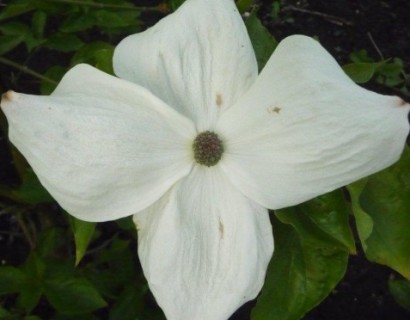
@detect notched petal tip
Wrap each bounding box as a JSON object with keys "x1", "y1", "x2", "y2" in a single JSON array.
[
  {"x1": 396, "y1": 97, "x2": 410, "y2": 109},
  {"x1": 1, "y1": 90, "x2": 19, "y2": 105}
]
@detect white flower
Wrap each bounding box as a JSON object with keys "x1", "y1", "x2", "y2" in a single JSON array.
[{"x1": 1, "y1": 0, "x2": 409, "y2": 319}]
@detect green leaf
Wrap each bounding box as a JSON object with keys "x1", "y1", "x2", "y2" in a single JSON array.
[
  {"x1": 377, "y1": 58, "x2": 404, "y2": 77},
  {"x1": 0, "y1": 0, "x2": 35, "y2": 21},
  {"x1": 17, "y1": 284, "x2": 43, "y2": 312},
  {"x1": 31, "y1": 0, "x2": 72, "y2": 15},
  {"x1": 0, "y1": 169, "x2": 54, "y2": 204},
  {"x1": 236, "y1": 0, "x2": 254, "y2": 13},
  {"x1": 0, "y1": 307, "x2": 11, "y2": 316},
  {"x1": 92, "y1": 10, "x2": 139, "y2": 28},
  {"x1": 44, "y1": 277, "x2": 107, "y2": 315},
  {"x1": 61, "y1": 14, "x2": 96, "y2": 33},
  {"x1": 116, "y1": 215, "x2": 138, "y2": 233},
  {"x1": 85, "y1": 238, "x2": 136, "y2": 297},
  {"x1": 0, "y1": 266, "x2": 27, "y2": 294},
  {"x1": 389, "y1": 279, "x2": 410, "y2": 311},
  {"x1": 70, "y1": 217, "x2": 96, "y2": 266},
  {"x1": 17, "y1": 253, "x2": 45, "y2": 312},
  {"x1": 40, "y1": 65, "x2": 67, "y2": 95},
  {"x1": 0, "y1": 22, "x2": 30, "y2": 53},
  {"x1": 24, "y1": 35, "x2": 47, "y2": 52},
  {"x1": 292, "y1": 190, "x2": 356, "y2": 253},
  {"x1": 245, "y1": 11, "x2": 277, "y2": 71},
  {"x1": 53, "y1": 314, "x2": 99, "y2": 320},
  {"x1": 71, "y1": 41, "x2": 114, "y2": 74},
  {"x1": 0, "y1": 34, "x2": 25, "y2": 55},
  {"x1": 46, "y1": 34, "x2": 84, "y2": 52},
  {"x1": 349, "y1": 49, "x2": 374, "y2": 63},
  {"x1": 168, "y1": 0, "x2": 185, "y2": 11},
  {"x1": 376, "y1": 58, "x2": 405, "y2": 87},
  {"x1": 252, "y1": 195, "x2": 351, "y2": 320},
  {"x1": 93, "y1": 48, "x2": 115, "y2": 74},
  {"x1": 31, "y1": 10, "x2": 47, "y2": 38},
  {"x1": 349, "y1": 147, "x2": 410, "y2": 279},
  {"x1": 347, "y1": 179, "x2": 371, "y2": 248},
  {"x1": 21, "y1": 252, "x2": 46, "y2": 279},
  {"x1": 0, "y1": 22, "x2": 32, "y2": 54},
  {"x1": 109, "y1": 283, "x2": 147, "y2": 320},
  {"x1": 37, "y1": 228, "x2": 66, "y2": 258},
  {"x1": 270, "y1": 0, "x2": 282, "y2": 21},
  {"x1": 342, "y1": 61, "x2": 384, "y2": 84},
  {"x1": 0, "y1": 21, "x2": 30, "y2": 35}
]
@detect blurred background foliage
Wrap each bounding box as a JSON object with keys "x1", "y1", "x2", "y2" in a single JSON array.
[{"x1": 0, "y1": 0, "x2": 409, "y2": 319}]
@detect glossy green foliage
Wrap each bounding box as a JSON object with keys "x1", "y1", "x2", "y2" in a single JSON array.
[
  {"x1": 0, "y1": 237, "x2": 106, "y2": 315},
  {"x1": 343, "y1": 61, "x2": 386, "y2": 84},
  {"x1": 245, "y1": 10, "x2": 277, "y2": 71},
  {"x1": 70, "y1": 217, "x2": 96, "y2": 266},
  {"x1": 252, "y1": 191, "x2": 354, "y2": 320},
  {"x1": 0, "y1": 1, "x2": 167, "y2": 318},
  {"x1": 236, "y1": 0, "x2": 254, "y2": 13},
  {"x1": 168, "y1": 0, "x2": 185, "y2": 11},
  {"x1": 343, "y1": 49, "x2": 409, "y2": 95},
  {"x1": 0, "y1": 0, "x2": 159, "y2": 94},
  {"x1": 0, "y1": 226, "x2": 156, "y2": 319},
  {"x1": 389, "y1": 279, "x2": 410, "y2": 311},
  {"x1": 0, "y1": 169, "x2": 53, "y2": 204},
  {"x1": 349, "y1": 147, "x2": 410, "y2": 279}
]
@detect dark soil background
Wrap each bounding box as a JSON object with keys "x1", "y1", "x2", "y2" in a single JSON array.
[
  {"x1": 1, "y1": 0, "x2": 410, "y2": 319},
  {"x1": 261, "y1": 0, "x2": 410, "y2": 66}
]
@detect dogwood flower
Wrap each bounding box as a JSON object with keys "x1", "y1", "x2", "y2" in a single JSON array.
[{"x1": 1, "y1": 0, "x2": 409, "y2": 319}]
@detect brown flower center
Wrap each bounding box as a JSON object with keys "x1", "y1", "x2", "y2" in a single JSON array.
[{"x1": 192, "y1": 131, "x2": 224, "y2": 167}]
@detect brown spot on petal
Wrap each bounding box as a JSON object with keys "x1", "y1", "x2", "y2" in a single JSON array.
[
  {"x1": 1, "y1": 90, "x2": 18, "y2": 103},
  {"x1": 216, "y1": 94, "x2": 223, "y2": 108},
  {"x1": 398, "y1": 98, "x2": 408, "y2": 107},
  {"x1": 218, "y1": 219, "x2": 224, "y2": 240},
  {"x1": 268, "y1": 106, "x2": 281, "y2": 114}
]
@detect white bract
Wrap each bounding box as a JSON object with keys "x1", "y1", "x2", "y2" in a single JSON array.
[{"x1": 1, "y1": 0, "x2": 409, "y2": 319}]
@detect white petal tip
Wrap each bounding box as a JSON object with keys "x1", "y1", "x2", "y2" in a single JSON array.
[
  {"x1": 1, "y1": 90, "x2": 19, "y2": 105},
  {"x1": 396, "y1": 97, "x2": 410, "y2": 109}
]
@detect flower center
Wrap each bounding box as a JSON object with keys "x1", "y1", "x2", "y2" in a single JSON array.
[{"x1": 192, "y1": 131, "x2": 224, "y2": 167}]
